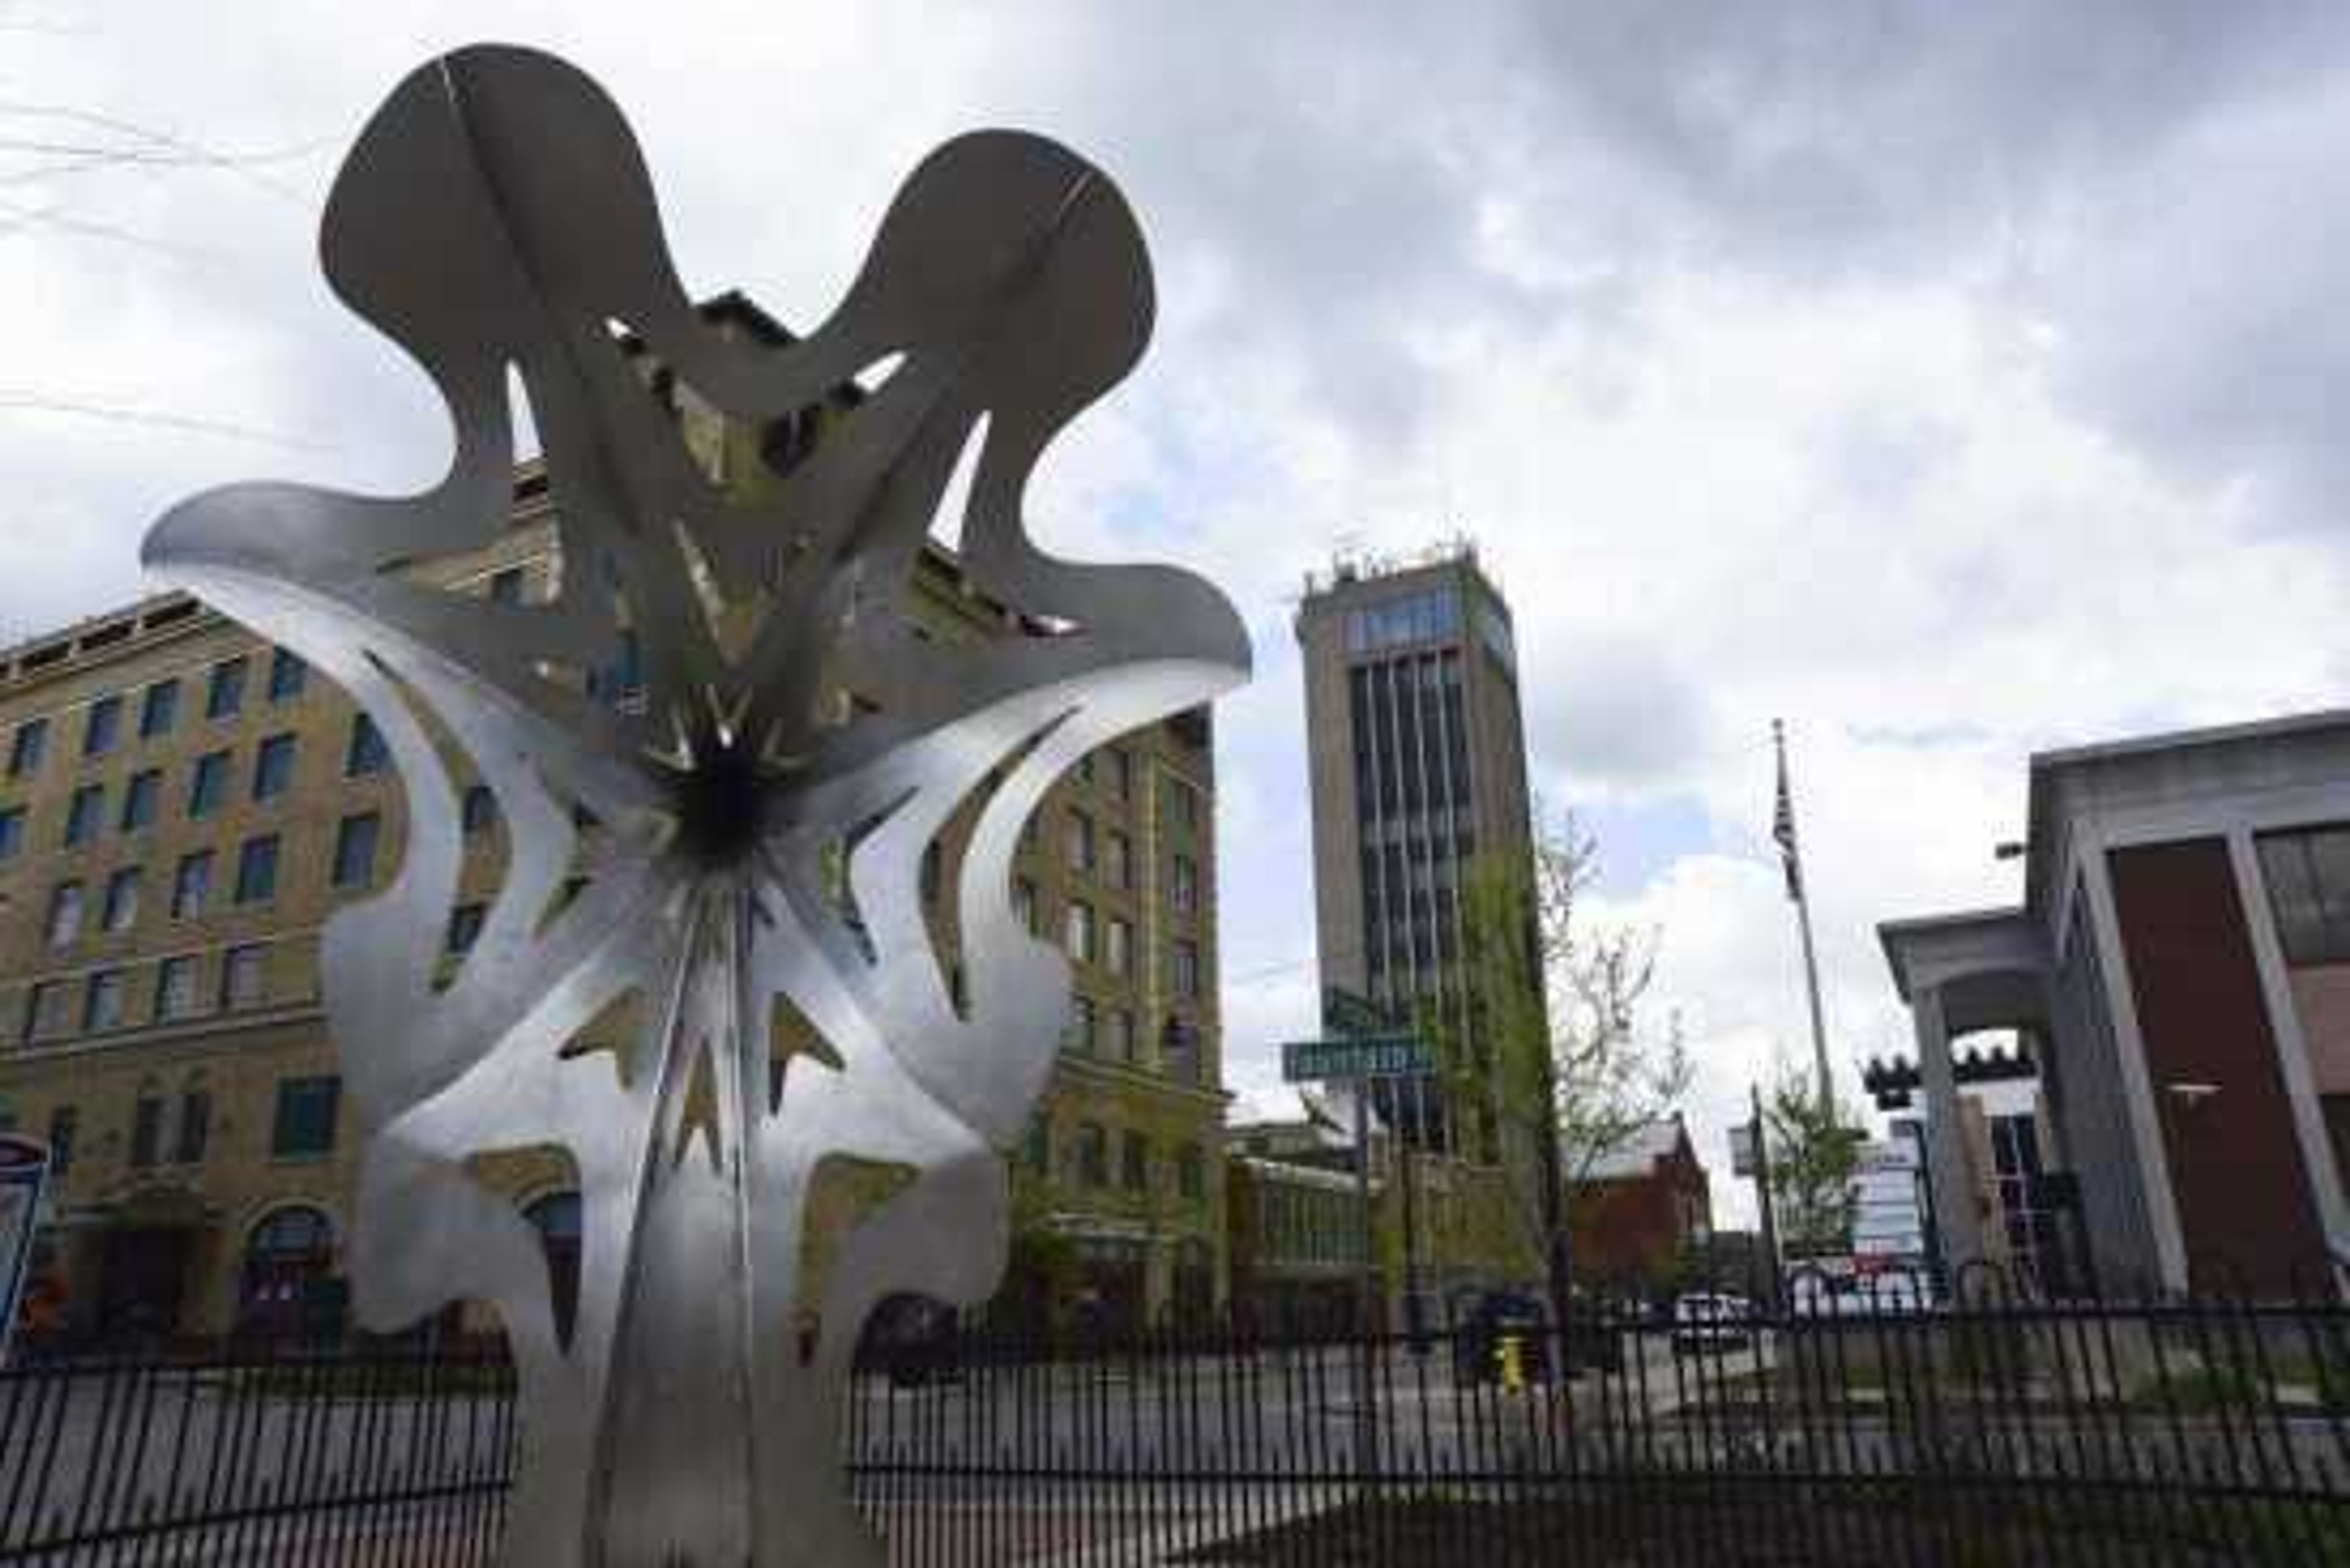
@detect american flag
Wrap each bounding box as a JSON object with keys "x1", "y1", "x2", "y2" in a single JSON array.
[{"x1": 1772, "y1": 722, "x2": 1803, "y2": 903}]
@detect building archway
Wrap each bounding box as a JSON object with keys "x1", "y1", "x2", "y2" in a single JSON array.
[{"x1": 239, "y1": 1203, "x2": 338, "y2": 1340}]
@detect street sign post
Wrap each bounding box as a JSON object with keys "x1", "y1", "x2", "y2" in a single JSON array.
[
  {"x1": 0, "y1": 1135, "x2": 51, "y2": 1366},
  {"x1": 1300, "y1": 989, "x2": 1435, "y2": 1474}
]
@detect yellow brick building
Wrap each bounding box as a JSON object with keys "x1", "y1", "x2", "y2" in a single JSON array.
[{"x1": 0, "y1": 295, "x2": 1228, "y2": 1342}]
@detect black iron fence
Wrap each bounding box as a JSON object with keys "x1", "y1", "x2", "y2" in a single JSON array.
[{"x1": 7, "y1": 1275, "x2": 2350, "y2": 1564}]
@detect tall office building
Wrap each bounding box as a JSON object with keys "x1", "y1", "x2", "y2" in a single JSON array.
[{"x1": 1293, "y1": 542, "x2": 1536, "y2": 1166}]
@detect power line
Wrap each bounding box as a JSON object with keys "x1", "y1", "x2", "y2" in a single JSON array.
[{"x1": 0, "y1": 392, "x2": 330, "y2": 451}]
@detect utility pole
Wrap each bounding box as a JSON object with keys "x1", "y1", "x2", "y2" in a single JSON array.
[{"x1": 1773, "y1": 719, "x2": 1835, "y2": 1114}]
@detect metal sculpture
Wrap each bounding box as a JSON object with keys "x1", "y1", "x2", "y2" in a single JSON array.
[{"x1": 143, "y1": 45, "x2": 1248, "y2": 1566}]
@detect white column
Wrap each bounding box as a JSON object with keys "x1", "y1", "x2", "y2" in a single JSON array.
[{"x1": 1912, "y1": 985, "x2": 1984, "y2": 1272}]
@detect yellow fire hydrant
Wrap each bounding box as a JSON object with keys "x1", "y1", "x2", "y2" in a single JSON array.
[{"x1": 1496, "y1": 1332, "x2": 1527, "y2": 1394}]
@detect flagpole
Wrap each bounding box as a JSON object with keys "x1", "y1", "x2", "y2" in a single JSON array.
[{"x1": 1774, "y1": 719, "x2": 1835, "y2": 1114}]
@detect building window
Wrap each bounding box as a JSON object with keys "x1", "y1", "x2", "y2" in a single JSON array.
[
  {"x1": 267, "y1": 648, "x2": 307, "y2": 703},
  {"x1": 234, "y1": 834, "x2": 280, "y2": 904},
  {"x1": 1066, "y1": 811, "x2": 1094, "y2": 876},
  {"x1": 270, "y1": 1075, "x2": 340, "y2": 1159},
  {"x1": 26, "y1": 980, "x2": 72, "y2": 1042},
  {"x1": 83, "y1": 694, "x2": 121, "y2": 758},
  {"x1": 1172, "y1": 939, "x2": 1201, "y2": 1001},
  {"x1": 64, "y1": 783, "x2": 104, "y2": 848},
  {"x1": 346, "y1": 713, "x2": 389, "y2": 777},
  {"x1": 1165, "y1": 780, "x2": 1200, "y2": 832},
  {"x1": 157, "y1": 955, "x2": 201, "y2": 1020},
  {"x1": 252, "y1": 733, "x2": 299, "y2": 802},
  {"x1": 1109, "y1": 1007, "x2": 1136, "y2": 1062},
  {"x1": 1104, "y1": 830, "x2": 1130, "y2": 890},
  {"x1": 1172, "y1": 854, "x2": 1199, "y2": 916},
  {"x1": 333, "y1": 813, "x2": 381, "y2": 890},
  {"x1": 206, "y1": 656, "x2": 248, "y2": 721},
  {"x1": 84, "y1": 968, "x2": 126, "y2": 1031},
  {"x1": 1177, "y1": 1142, "x2": 1205, "y2": 1200},
  {"x1": 222, "y1": 943, "x2": 267, "y2": 1009},
  {"x1": 171, "y1": 851, "x2": 212, "y2": 919},
  {"x1": 488, "y1": 567, "x2": 526, "y2": 606},
  {"x1": 1069, "y1": 993, "x2": 1097, "y2": 1053},
  {"x1": 121, "y1": 769, "x2": 161, "y2": 833},
  {"x1": 446, "y1": 902, "x2": 487, "y2": 955},
  {"x1": 139, "y1": 679, "x2": 178, "y2": 739},
  {"x1": 46, "y1": 1107, "x2": 75, "y2": 1177},
  {"x1": 0, "y1": 806, "x2": 23, "y2": 861},
  {"x1": 1122, "y1": 1130, "x2": 1150, "y2": 1191},
  {"x1": 462, "y1": 785, "x2": 498, "y2": 835},
  {"x1": 1162, "y1": 1017, "x2": 1201, "y2": 1085},
  {"x1": 9, "y1": 717, "x2": 47, "y2": 778},
  {"x1": 176, "y1": 1085, "x2": 211, "y2": 1165},
  {"x1": 1065, "y1": 901, "x2": 1094, "y2": 963},
  {"x1": 1075, "y1": 1122, "x2": 1108, "y2": 1187},
  {"x1": 2258, "y1": 826, "x2": 2350, "y2": 966},
  {"x1": 101, "y1": 866, "x2": 140, "y2": 933},
  {"x1": 591, "y1": 629, "x2": 644, "y2": 703},
  {"x1": 1343, "y1": 585, "x2": 1464, "y2": 654},
  {"x1": 1105, "y1": 917, "x2": 1131, "y2": 977},
  {"x1": 130, "y1": 1083, "x2": 164, "y2": 1168},
  {"x1": 1012, "y1": 877, "x2": 1039, "y2": 936},
  {"x1": 188, "y1": 750, "x2": 231, "y2": 819},
  {"x1": 1109, "y1": 749, "x2": 1132, "y2": 800},
  {"x1": 45, "y1": 881, "x2": 83, "y2": 948}
]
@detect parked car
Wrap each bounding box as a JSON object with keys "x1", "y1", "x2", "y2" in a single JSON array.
[
  {"x1": 1670, "y1": 1291, "x2": 1755, "y2": 1356},
  {"x1": 1789, "y1": 1269, "x2": 1931, "y2": 1318}
]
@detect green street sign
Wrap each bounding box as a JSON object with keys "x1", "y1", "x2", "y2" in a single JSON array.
[{"x1": 1281, "y1": 1034, "x2": 1435, "y2": 1083}]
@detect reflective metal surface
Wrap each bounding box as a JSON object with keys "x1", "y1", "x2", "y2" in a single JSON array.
[{"x1": 142, "y1": 45, "x2": 1249, "y2": 1566}]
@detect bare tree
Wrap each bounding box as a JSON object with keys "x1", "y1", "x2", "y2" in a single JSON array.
[{"x1": 1431, "y1": 807, "x2": 1692, "y2": 1307}]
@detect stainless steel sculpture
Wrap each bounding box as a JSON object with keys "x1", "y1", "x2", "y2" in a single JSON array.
[{"x1": 142, "y1": 45, "x2": 1248, "y2": 1567}]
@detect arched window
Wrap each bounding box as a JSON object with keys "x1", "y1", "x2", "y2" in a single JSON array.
[
  {"x1": 241, "y1": 1204, "x2": 337, "y2": 1338},
  {"x1": 524, "y1": 1191, "x2": 583, "y2": 1348}
]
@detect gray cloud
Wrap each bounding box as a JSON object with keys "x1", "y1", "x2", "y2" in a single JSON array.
[{"x1": 13, "y1": 1, "x2": 2350, "y2": 1154}]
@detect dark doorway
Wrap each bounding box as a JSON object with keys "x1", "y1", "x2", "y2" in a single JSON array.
[
  {"x1": 96, "y1": 1227, "x2": 189, "y2": 1342},
  {"x1": 239, "y1": 1206, "x2": 337, "y2": 1340}
]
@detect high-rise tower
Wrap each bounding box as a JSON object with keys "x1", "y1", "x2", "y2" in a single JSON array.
[{"x1": 1294, "y1": 542, "x2": 1536, "y2": 1164}]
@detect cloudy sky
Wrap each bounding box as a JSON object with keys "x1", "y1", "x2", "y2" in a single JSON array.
[{"x1": 7, "y1": 2, "x2": 2349, "y2": 1225}]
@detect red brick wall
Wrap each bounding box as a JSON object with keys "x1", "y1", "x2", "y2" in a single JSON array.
[
  {"x1": 1570, "y1": 1152, "x2": 1709, "y2": 1286},
  {"x1": 2109, "y1": 838, "x2": 2326, "y2": 1292}
]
